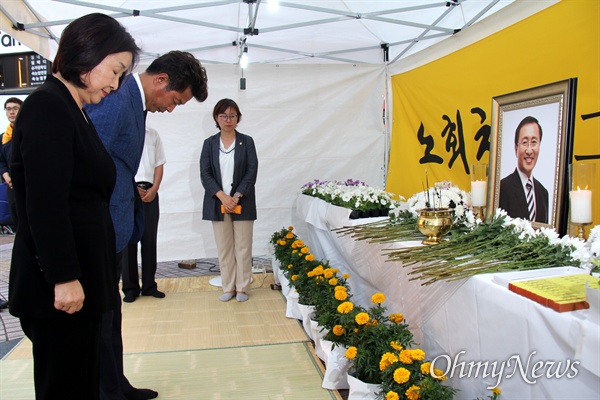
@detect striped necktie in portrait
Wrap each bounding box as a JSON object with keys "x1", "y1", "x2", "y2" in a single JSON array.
[{"x1": 526, "y1": 178, "x2": 535, "y2": 221}]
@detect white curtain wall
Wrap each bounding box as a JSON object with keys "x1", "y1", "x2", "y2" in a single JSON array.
[{"x1": 145, "y1": 64, "x2": 387, "y2": 262}]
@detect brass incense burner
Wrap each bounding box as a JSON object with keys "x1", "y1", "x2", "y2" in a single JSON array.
[{"x1": 417, "y1": 208, "x2": 454, "y2": 245}]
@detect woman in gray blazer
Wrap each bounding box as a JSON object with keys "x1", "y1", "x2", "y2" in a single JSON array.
[{"x1": 200, "y1": 99, "x2": 258, "y2": 302}]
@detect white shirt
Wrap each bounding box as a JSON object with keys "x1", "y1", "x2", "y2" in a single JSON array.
[
  {"x1": 132, "y1": 73, "x2": 146, "y2": 111},
  {"x1": 136, "y1": 127, "x2": 166, "y2": 184},
  {"x1": 219, "y1": 138, "x2": 235, "y2": 195}
]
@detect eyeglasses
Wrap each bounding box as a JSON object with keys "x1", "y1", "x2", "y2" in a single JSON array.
[
  {"x1": 218, "y1": 114, "x2": 238, "y2": 121},
  {"x1": 5, "y1": 107, "x2": 20, "y2": 112},
  {"x1": 518, "y1": 140, "x2": 539, "y2": 149}
]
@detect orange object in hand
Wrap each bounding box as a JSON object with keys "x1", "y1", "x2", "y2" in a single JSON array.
[{"x1": 221, "y1": 205, "x2": 242, "y2": 214}]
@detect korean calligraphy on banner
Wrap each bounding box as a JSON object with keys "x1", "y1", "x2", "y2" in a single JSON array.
[{"x1": 386, "y1": 0, "x2": 599, "y2": 231}]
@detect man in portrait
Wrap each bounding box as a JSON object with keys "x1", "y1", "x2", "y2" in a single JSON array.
[{"x1": 499, "y1": 116, "x2": 549, "y2": 223}]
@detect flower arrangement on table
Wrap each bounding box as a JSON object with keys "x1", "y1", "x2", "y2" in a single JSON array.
[
  {"x1": 301, "y1": 178, "x2": 399, "y2": 217},
  {"x1": 270, "y1": 226, "x2": 458, "y2": 398},
  {"x1": 588, "y1": 225, "x2": 600, "y2": 275},
  {"x1": 335, "y1": 181, "x2": 597, "y2": 284}
]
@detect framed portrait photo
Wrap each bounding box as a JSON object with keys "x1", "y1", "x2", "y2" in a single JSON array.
[{"x1": 487, "y1": 79, "x2": 577, "y2": 236}]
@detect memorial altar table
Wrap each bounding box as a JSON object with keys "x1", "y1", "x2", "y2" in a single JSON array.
[{"x1": 294, "y1": 194, "x2": 600, "y2": 400}]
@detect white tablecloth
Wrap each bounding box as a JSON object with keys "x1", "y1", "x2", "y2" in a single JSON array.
[{"x1": 295, "y1": 195, "x2": 600, "y2": 400}]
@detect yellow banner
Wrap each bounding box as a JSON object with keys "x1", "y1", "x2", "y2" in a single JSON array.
[{"x1": 387, "y1": 0, "x2": 600, "y2": 229}]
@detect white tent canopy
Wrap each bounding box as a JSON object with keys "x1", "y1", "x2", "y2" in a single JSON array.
[
  {"x1": 1, "y1": 0, "x2": 518, "y2": 66},
  {"x1": 0, "y1": 1, "x2": 556, "y2": 262}
]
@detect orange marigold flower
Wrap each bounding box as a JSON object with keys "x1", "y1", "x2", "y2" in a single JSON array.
[
  {"x1": 287, "y1": 264, "x2": 293, "y2": 269},
  {"x1": 323, "y1": 269, "x2": 334, "y2": 279},
  {"x1": 291, "y1": 275, "x2": 298, "y2": 281},
  {"x1": 337, "y1": 301, "x2": 354, "y2": 314},
  {"x1": 305, "y1": 254, "x2": 315, "y2": 261},
  {"x1": 334, "y1": 285, "x2": 347, "y2": 292},
  {"x1": 371, "y1": 293, "x2": 386, "y2": 304},
  {"x1": 333, "y1": 325, "x2": 344, "y2": 336},
  {"x1": 288, "y1": 226, "x2": 294, "y2": 231},
  {"x1": 410, "y1": 349, "x2": 425, "y2": 361},
  {"x1": 328, "y1": 278, "x2": 338, "y2": 286},
  {"x1": 390, "y1": 341, "x2": 403, "y2": 351},
  {"x1": 433, "y1": 369, "x2": 447, "y2": 381},
  {"x1": 345, "y1": 346, "x2": 357, "y2": 359},
  {"x1": 393, "y1": 367, "x2": 410, "y2": 384},
  {"x1": 301, "y1": 246, "x2": 310, "y2": 254},
  {"x1": 379, "y1": 352, "x2": 399, "y2": 371},
  {"x1": 385, "y1": 391, "x2": 399, "y2": 400},
  {"x1": 399, "y1": 350, "x2": 413, "y2": 364},
  {"x1": 389, "y1": 313, "x2": 404, "y2": 324},
  {"x1": 313, "y1": 265, "x2": 324, "y2": 275},
  {"x1": 355, "y1": 312, "x2": 370, "y2": 325},
  {"x1": 420, "y1": 362, "x2": 431, "y2": 375},
  {"x1": 334, "y1": 290, "x2": 348, "y2": 301},
  {"x1": 405, "y1": 385, "x2": 420, "y2": 400},
  {"x1": 307, "y1": 271, "x2": 315, "y2": 277},
  {"x1": 285, "y1": 232, "x2": 294, "y2": 239},
  {"x1": 343, "y1": 273, "x2": 350, "y2": 279}
]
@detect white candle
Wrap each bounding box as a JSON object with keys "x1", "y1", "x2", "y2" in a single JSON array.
[
  {"x1": 570, "y1": 189, "x2": 592, "y2": 223},
  {"x1": 471, "y1": 180, "x2": 487, "y2": 207}
]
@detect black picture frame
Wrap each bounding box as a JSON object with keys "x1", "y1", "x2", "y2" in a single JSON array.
[{"x1": 487, "y1": 79, "x2": 577, "y2": 236}]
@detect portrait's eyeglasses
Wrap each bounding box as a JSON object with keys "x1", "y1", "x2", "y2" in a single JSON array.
[
  {"x1": 5, "y1": 107, "x2": 20, "y2": 112},
  {"x1": 518, "y1": 140, "x2": 539, "y2": 149},
  {"x1": 218, "y1": 114, "x2": 238, "y2": 121}
]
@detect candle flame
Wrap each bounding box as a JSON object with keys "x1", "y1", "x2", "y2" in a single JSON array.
[{"x1": 576, "y1": 185, "x2": 589, "y2": 191}]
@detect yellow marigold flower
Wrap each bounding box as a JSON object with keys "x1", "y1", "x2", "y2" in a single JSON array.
[
  {"x1": 420, "y1": 362, "x2": 431, "y2": 375},
  {"x1": 292, "y1": 249, "x2": 298, "y2": 254},
  {"x1": 389, "y1": 313, "x2": 404, "y2": 323},
  {"x1": 288, "y1": 226, "x2": 294, "y2": 231},
  {"x1": 406, "y1": 385, "x2": 420, "y2": 400},
  {"x1": 291, "y1": 275, "x2": 298, "y2": 281},
  {"x1": 393, "y1": 367, "x2": 410, "y2": 384},
  {"x1": 277, "y1": 240, "x2": 285, "y2": 246},
  {"x1": 367, "y1": 319, "x2": 378, "y2": 326},
  {"x1": 491, "y1": 388, "x2": 501, "y2": 395},
  {"x1": 354, "y1": 328, "x2": 359, "y2": 333},
  {"x1": 323, "y1": 269, "x2": 334, "y2": 279},
  {"x1": 390, "y1": 341, "x2": 403, "y2": 351},
  {"x1": 337, "y1": 301, "x2": 354, "y2": 314},
  {"x1": 433, "y1": 369, "x2": 447, "y2": 381},
  {"x1": 291, "y1": 243, "x2": 298, "y2": 249},
  {"x1": 410, "y1": 349, "x2": 426, "y2": 361},
  {"x1": 334, "y1": 285, "x2": 347, "y2": 292},
  {"x1": 286, "y1": 232, "x2": 294, "y2": 239},
  {"x1": 305, "y1": 254, "x2": 315, "y2": 261},
  {"x1": 301, "y1": 246, "x2": 310, "y2": 254},
  {"x1": 379, "y1": 352, "x2": 399, "y2": 371},
  {"x1": 399, "y1": 350, "x2": 413, "y2": 364},
  {"x1": 345, "y1": 346, "x2": 357, "y2": 359},
  {"x1": 307, "y1": 271, "x2": 315, "y2": 277},
  {"x1": 371, "y1": 292, "x2": 386, "y2": 304},
  {"x1": 385, "y1": 391, "x2": 399, "y2": 400},
  {"x1": 332, "y1": 268, "x2": 340, "y2": 273},
  {"x1": 328, "y1": 278, "x2": 338, "y2": 286},
  {"x1": 335, "y1": 290, "x2": 348, "y2": 301},
  {"x1": 287, "y1": 264, "x2": 293, "y2": 269},
  {"x1": 332, "y1": 325, "x2": 344, "y2": 336},
  {"x1": 313, "y1": 265, "x2": 324, "y2": 275},
  {"x1": 355, "y1": 312, "x2": 370, "y2": 325},
  {"x1": 343, "y1": 273, "x2": 350, "y2": 279}
]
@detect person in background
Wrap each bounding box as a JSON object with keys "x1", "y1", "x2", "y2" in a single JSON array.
[
  {"x1": 85, "y1": 50, "x2": 208, "y2": 400},
  {"x1": 123, "y1": 126, "x2": 166, "y2": 303},
  {"x1": 499, "y1": 116, "x2": 549, "y2": 223},
  {"x1": 8, "y1": 13, "x2": 139, "y2": 399},
  {"x1": 0, "y1": 97, "x2": 23, "y2": 235},
  {"x1": 200, "y1": 98, "x2": 258, "y2": 302}
]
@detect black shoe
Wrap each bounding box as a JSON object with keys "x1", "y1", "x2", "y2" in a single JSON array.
[
  {"x1": 142, "y1": 289, "x2": 165, "y2": 299},
  {"x1": 0, "y1": 300, "x2": 8, "y2": 309},
  {"x1": 123, "y1": 292, "x2": 138, "y2": 303},
  {"x1": 124, "y1": 388, "x2": 158, "y2": 400},
  {"x1": 270, "y1": 283, "x2": 282, "y2": 291}
]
